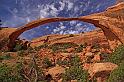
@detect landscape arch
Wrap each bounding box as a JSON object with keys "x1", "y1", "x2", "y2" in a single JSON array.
[{"x1": 8, "y1": 16, "x2": 124, "y2": 50}]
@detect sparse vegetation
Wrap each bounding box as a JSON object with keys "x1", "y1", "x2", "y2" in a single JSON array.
[
  {"x1": 107, "y1": 61, "x2": 124, "y2": 82},
  {"x1": 62, "y1": 66, "x2": 89, "y2": 82},
  {"x1": 42, "y1": 57, "x2": 52, "y2": 68},
  {"x1": 0, "y1": 53, "x2": 13, "y2": 60},
  {"x1": 56, "y1": 59, "x2": 69, "y2": 66},
  {"x1": 104, "y1": 45, "x2": 124, "y2": 82},
  {"x1": 35, "y1": 43, "x2": 48, "y2": 51},
  {"x1": 17, "y1": 50, "x2": 26, "y2": 57},
  {"x1": 70, "y1": 55, "x2": 81, "y2": 66},
  {"x1": 91, "y1": 43, "x2": 100, "y2": 49},
  {"x1": 100, "y1": 53, "x2": 109, "y2": 62},
  {"x1": 75, "y1": 44, "x2": 87, "y2": 53},
  {"x1": 14, "y1": 43, "x2": 23, "y2": 51},
  {"x1": 0, "y1": 63, "x2": 23, "y2": 82},
  {"x1": 62, "y1": 55, "x2": 89, "y2": 82},
  {"x1": 106, "y1": 45, "x2": 124, "y2": 65},
  {"x1": 50, "y1": 42, "x2": 78, "y2": 52}
]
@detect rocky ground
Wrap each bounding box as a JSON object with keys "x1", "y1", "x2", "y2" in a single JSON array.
[{"x1": 0, "y1": 28, "x2": 119, "y2": 82}]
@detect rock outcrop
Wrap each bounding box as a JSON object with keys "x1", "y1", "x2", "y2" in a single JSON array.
[
  {"x1": 0, "y1": 28, "x2": 17, "y2": 50},
  {"x1": 31, "y1": 28, "x2": 109, "y2": 49},
  {"x1": 1, "y1": 2, "x2": 123, "y2": 50},
  {"x1": 46, "y1": 66, "x2": 65, "y2": 81},
  {"x1": 88, "y1": 62, "x2": 118, "y2": 82}
]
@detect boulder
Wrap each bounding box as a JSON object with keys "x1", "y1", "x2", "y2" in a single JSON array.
[
  {"x1": 58, "y1": 79, "x2": 62, "y2": 82},
  {"x1": 83, "y1": 63, "x2": 91, "y2": 70},
  {"x1": 71, "y1": 80, "x2": 77, "y2": 82},
  {"x1": 46, "y1": 66, "x2": 65, "y2": 79},
  {"x1": 88, "y1": 62, "x2": 118, "y2": 78},
  {"x1": 86, "y1": 46, "x2": 92, "y2": 52},
  {"x1": 85, "y1": 52, "x2": 94, "y2": 57},
  {"x1": 66, "y1": 48, "x2": 75, "y2": 53},
  {"x1": 92, "y1": 54, "x2": 101, "y2": 62}
]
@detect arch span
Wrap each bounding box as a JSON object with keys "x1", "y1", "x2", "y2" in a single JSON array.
[{"x1": 8, "y1": 16, "x2": 124, "y2": 50}]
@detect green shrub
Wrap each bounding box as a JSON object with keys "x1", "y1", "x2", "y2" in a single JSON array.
[
  {"x1": 42, "y1": 57, "x2": 52, "y2": 68},
  {"x1": 62, "y1": 66, "x2": 88, "y2": 82},
  {"x1": 62, "y1": 55, "x2": 89, "y2": 82},
  {"x1": 0, "y1": 53, "x2": 13, "y2": 60},
  {"x1": 56, "y1": 59, "x2": 69, "y2": 66},
  {"x1": 0, "y1": 63, "x2": 23, "y2": 82},
  {"x1": 100, "y1": 53, "x2": 109, "y2": 62},
  {"x1": 75, "y1": 44, "x2": 86, "y2": 53},
  {"x1": 14, "y1": 44, "x2": 23, "y2": 51},
  {"x1": 106, "y1": 45, "x2": 124, "y2": 65},
  {"x1": 51, "y1": 45, "x2": 59, "y2": 52},
  {"x1": 35, "y1": 44, "x2": 48, "y2": 51},
  {"x1": 91, "y1": 43, "x2": 100, "y2": 49},
  {"x1": 50, "y1": 43, "x2": 78, "y2": 52},
  {"x1": 70, "y1": 55, "x2": 81, "y2": 66},
  {"x1": 107, "y1": 61, "x2": 124, "y2": 82},
  {"x1": 17, "y1": 50, "x2": 26, "y2": 57}
]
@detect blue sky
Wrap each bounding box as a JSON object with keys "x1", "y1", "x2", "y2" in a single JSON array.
[{"x1": 0, "y1": 0, "x2": 116, "y2": 40}]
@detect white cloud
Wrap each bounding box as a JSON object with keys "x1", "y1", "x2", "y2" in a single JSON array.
[
  {"x1": 59, "y1": 1, "x2": 65, "y2": 10},
  {"x1": 65, "y1": 30, "x2": 79, "y2": 34},
  {"x1": 70, "y1": 21, "x2": 77, "y2": 25},
  {"x1": 49, "y1": 4, "x2": 59, "y2": 17},
  {"x1": 67, "y1": 2, "x2": 73, "y2": 10},
  {"x1": 60, "y1": 26, "x2": 66, "y2": 29},
  {"x1": 60, "y1": 30, "x2": 64, "y2": 34},
  {"x1": 26, "y1": 17, "x2": 31, "y2": 22},
  {"x1": 76, "y1": 23, "x2": 82, "y2": 27},
  {"x1": 46, "y1": 26, "x2": 50, "y2": 29}
]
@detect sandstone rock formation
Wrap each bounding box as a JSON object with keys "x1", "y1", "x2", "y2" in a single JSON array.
[
  {"x1": 0, "y1": 28, "x2": 17, "y2": 50},
  {"x1": 46, "y1": 66, "x2": 65, "y2": 80},
  {"x1": 116, "y1": 0, "x2": 124, "y2": 4},
  {"x1": 31, "y1": 28, "x2": 109, "y2": 49},
  {"x1": 1, "y1": 2, "x2": 123, "y2": 50},
  {"x1": 88, "y1": 62, "x2": 118, "y2": 82}
]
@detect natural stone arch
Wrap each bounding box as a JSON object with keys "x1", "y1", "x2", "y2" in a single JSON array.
[{"x1": 8, "y1": 16, "x2": 123, "y2": 50}]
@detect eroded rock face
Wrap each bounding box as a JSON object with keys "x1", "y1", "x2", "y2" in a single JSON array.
[
  {"x1": 116, "y1": 0, "x2": 124, "y2": 4},
  {"x1": 0, "y1": 28, "x2": 17, "y2": 50},
  {"x1": 46, "y1": 66, "x2": 65, "y2": 80},
  {"x1": 3, "y1": 2, "x2": 124, "y2": 50},
  {"x1": 88, "y1": 62, "x2": 118, "y2": 78}
]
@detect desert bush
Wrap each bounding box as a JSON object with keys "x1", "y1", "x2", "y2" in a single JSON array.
[
  {"x1": 70, "y1": 55, "x2": 81, "y2": 66},
  {"x1": 0, "y1": 63, "x2": 23, "y2": 82},
  {"x1": 42, "y1": 57, "x2": 52, "y2": 68},
  {"x1": 56, "y1": 59, "x2": 69, "y2": 66},
  {"x1": 106, "y1": 45, "x2": 124, "y2": 65},
  {"x1": 107, "y1": 61, "x2": 124, "y2": 82},
  {"x1": 92, "y1": 43, "x2": 100, "y2": 49},
  {"x1": 100, "y1": 53, "x2": 109, "y2": 62},
  {"x1": 62, "y1": 55, "x2": 89, "y2": 82},
  {"x1": 35, "y1": 43, "x2": 49, "y2": 51},
  {"x1": 14, "y1": 44, "x2": 23, "y2": 51},
  {"x1": 75, "y1": 44, "x2": 87, "y2": 53},
  {"x1": 17, "y1": 50, "x2": 26, "y2": 57},
  {"x1": 50, "y1": 43, "x2": 78, "y2": 52},
  {"x1": 62, "y1": 66, "x2": 88, "y2": 82},
  {"x1": 0, "y1": 53, "x2": 13, "y2": 60}
]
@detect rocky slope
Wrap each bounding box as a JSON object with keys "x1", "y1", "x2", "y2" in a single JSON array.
[{"x1": 31, "y1": 28, "x2": 109, "y2": 49}]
